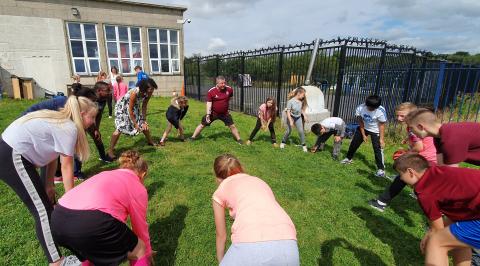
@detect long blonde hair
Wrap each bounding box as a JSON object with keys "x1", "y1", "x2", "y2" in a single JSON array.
[
  {"x1": 17, "y1": 96, "x2": 97, "y2": 162},
  {"x1": 287, "y1": 87, "x2": 308, "y2": 111}
]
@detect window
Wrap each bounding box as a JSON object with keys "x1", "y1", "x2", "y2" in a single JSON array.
[
  {"x1": 67, "y1": 22, "x2": 100, "y2": 75},
  {"x1": 148, "y1": 28, "x2": 180, "y2": 74},
  {"x1": 104, "y1": 25, "x2": 143, "y2": 74}
]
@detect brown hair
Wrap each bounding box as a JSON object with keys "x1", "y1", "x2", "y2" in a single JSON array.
[
  {"x1": 213, "y1": 154, "x2": 244, "y2": 180},
  {"x1": 395, "y1": 102, "x2": 417, "y2": 113},
  {"x1": 118, "y1": 150, "x2": 148, "y2": 174},
  {"x1": 405, "y1": 108, "x2": 437, "y2": 125},
  {"x1": 264, "y1": 97, "x2": 277, "y2": 122},
  {"x1": 287, "y1": 87, "x2": 308, "y2": 111},
  {"x1": 116, "y1": 75, "x2": 122, "y2": 83},
  {"x1": 393, "y1": 153, "x2": 430, "y2": 173},
  {"x1": 177, "y1": 96, "x2": 188, "y2": 106}
]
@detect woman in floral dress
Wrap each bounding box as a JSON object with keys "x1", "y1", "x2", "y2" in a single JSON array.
[{"x1": 108, "y1": 78, "x2": 158, "y2": 158}]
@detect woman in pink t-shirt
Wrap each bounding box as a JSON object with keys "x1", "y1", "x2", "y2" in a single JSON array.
[
  {"x1": 246, "y1": 97, "x2": 278, "y2": 147},
  {"x1": 113, "y1": 75, "x2": 128, "y2": 102},
  {"x1": 51, "y1": 150, "x2": 153, "y2": 266},
  {"x1": 212, "y1": 154, "x2": 299, "y2": 266}
]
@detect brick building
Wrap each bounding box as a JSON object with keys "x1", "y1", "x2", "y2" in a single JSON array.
[{"x1": 0, "y1": 0, "x2": 187, "y2": 97}]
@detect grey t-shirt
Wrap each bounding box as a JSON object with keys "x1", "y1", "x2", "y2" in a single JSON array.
[
  {"x1": 2, "y1": 118, "x2": 77, "y2": 167},
  {"x1": 286, "y1": 98, "x2": 303, "y2": 118}
]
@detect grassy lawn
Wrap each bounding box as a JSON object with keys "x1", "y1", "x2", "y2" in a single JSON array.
[{"x1": 0, "y1": 97, "x2": 428, "y2": 265}]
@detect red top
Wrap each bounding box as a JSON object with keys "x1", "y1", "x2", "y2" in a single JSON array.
[
  {"x1": 434, "y1": 122, "x2": 480, "y2": 165},
  {"x1": 207, "y1": 86, "x2": 233, "y2": 115},
  {"x1": 415, "y1": 165, "x2": 480, "y2": 221}
]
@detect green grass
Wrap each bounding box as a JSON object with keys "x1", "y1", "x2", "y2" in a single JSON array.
[{"x1": 0, "y1": 97, "x2": 428, "y2": 265}]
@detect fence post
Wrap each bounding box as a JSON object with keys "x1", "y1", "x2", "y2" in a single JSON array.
[
  {"x1": 374, "y1": 46, "x2": 387, "y2": 95},
  {"x1": 276, "y1": 47, "x2": 285, "y2": 115},
  {"x1": 240, "y1": 53, "x2": 245, "y2": 112},
  {"x1": 433, "y1": 61, "x2": 447, "y2": 111},
  {"x1": 215, "y1": 55, "x2": 220, "y2": 78},
  {"x1": 196, "y1": 57, "x2": 201, "y2": 100},
  {"x1": 402, "y1": 51, "x2": 417, "y2": 102},
  {"x1": 414, "y1": 57, "x2": 428, "y2": 104},
  {"x1": 332, "y1": 43, "x2": 347, "y2": 117}
]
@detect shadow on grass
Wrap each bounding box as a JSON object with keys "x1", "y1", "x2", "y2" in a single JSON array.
[
  {"x1": 351, "y1": 206, "x2": 422, "y2": 265},
  {"x1": 355, "y1": 181, "x2": 417, "y2": 227},
  {"x1": 150, "y1": 205, "x2": 189, "y2": 266},
  {"x1": 318, "y1": 237, "x2": 387, "y2": 266},
  {"x1": 147, "y1": 180, "x2": 165, "y2": 201}
]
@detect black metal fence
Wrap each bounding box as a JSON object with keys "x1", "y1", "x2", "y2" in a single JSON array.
[{"x1": 184, "y1": 38, "x2": 480, "y2": 124}]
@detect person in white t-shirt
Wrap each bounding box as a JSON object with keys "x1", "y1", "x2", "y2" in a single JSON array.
[
  {"x1": 340, "y1": 95, "x2": 387, "y2": 178},
  {"x1": 0, "y1": 96, "x2": 97, "y2": 266},
  {"x1": 310, "y1": 117, "x2": 346, "y2": 160}
]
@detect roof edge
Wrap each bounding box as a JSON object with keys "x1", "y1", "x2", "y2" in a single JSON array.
[{"x1": 94, "y1": 0, "x2": 187, "y2": 12}]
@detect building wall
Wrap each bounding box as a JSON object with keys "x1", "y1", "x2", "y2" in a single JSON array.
[{"x1": 0, "y1": 0, "x2": 186, "y2": 97}]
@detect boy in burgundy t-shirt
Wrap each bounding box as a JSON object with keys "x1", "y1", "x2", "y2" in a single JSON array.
[
  {"x1": 190, "y1": 76, "x2": 242, "y2": 144},
  {"x1": 395, "y1": 153, "x2": 480, "y2": 265},
  {"x1": 406, "y1": 109, "x2": 480, "y2": 166}
]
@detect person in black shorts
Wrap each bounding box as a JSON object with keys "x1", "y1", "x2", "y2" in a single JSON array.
[
  {"x1": 159, "y1": 96, "x2": 189, "y2": 146},
  {"x1": 190, "y1": 76, "x2": 242, "y2": 144}
]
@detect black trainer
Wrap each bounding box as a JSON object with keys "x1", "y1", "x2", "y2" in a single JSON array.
[
  {"x1": 99, "y1": 155, "x2": 115, "y2": 163},
  {"x1": 368, "y1": 199, "x2": 387, "y2": 212}
]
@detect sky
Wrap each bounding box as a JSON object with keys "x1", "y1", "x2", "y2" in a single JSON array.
[{"x1": 145, "y1": 0, "x2": 480, "y2": 56}]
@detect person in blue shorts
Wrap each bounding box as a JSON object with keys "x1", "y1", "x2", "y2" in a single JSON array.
[{"x1": 394, "y1": 153, "x2": 480, "y2": 266}]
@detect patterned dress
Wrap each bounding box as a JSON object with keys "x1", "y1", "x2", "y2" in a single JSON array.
[{"x1": 114, "y1": 87, "x2": 147, "y2": 136}]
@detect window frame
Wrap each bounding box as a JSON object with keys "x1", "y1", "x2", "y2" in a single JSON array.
[
  {"x1": 104, "y1": 24, "x2": 144, "y2": 75},
  {"x1": 147, "y1": 28, "x2": 181, "y2": 74},
  {"x1": 66, "y1": 22, "x2": 101, "y2": 75}
]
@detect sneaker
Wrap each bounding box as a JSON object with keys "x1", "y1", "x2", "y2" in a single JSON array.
[
  {"x1": 61, "y1": 255, "x2": 81, "y2": 266},
  {"x1": 340, "y1": 158, "x2": 353, "y2": 164},
  {"x1": 246, "y1": 140, "x2": 252, "y2": 145},
  {"x1": 187, "y1": 137, "x2": 195, "y2": 142},
  {"x1": 332, "y1": 154, "x2": 339, "y2": 161},
  {"x1": 54, "y1": 176, "x2": 79, "y2": 184},
  {"x1": 368, "y1": 199, "x2": 387, "y2": 212},
  {"x1": 375, "y1": 169, "x2": 386, "y2": 178},
  {"x1": 302, "y1": 146, "x2": 308, "y2": 152},
  {"x1": 54, "y1": 176, "x2": 63, "y2": 184},
  {"x1": 272, "y1": 143, "x2": 278, "y2": 148},
  {"x1": 409, "y1": 192, "x2": 417, "y2": 200},
  {"x1": 99, "y1": 155, "x2": 115, "y2": 163},
  {"x1": 280, "y1": 143, "x2": 286, "y2": 149},
  {"x1": 159, "y1": 141, "x2": 165, "y2": 146},
  {"x1": 310, "y1": 145, "x2": 318, "y2": 153},
  {"x1": 237, "y1": 139, "x2": 243, "y2": 145},
  {"x1": 179, "y1": 135, "x2": 185, "y2": 142},
  {"x1": 75, "y1": 172, "x2": 86, "y2": 180}
]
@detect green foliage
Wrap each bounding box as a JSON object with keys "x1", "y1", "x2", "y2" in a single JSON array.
[
  {"x1": 431, "y1": 51, "x2": 480, "y2": 65},
  {"x1": 0, "y1": 98, "x2": 427, "y2": 265}
]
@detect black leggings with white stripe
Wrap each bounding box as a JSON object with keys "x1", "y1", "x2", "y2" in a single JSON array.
[{"x1": 0, "y1": 139, "x2": 61, "y2": 263}]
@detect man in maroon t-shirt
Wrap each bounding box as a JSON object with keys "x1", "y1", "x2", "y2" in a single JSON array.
[
  {"x1": 190, "y1": 76, "x2": 242, "y2": 144},
  {"x1": 395, "y1": 153, "x2": 480, "y2": 266},
  {"x1": 406, "y1": 108, "x2": 480, "y2": 265}
]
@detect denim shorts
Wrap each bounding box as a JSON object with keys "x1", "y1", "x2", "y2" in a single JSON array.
[{"x1": 220, "y1": 239, "x2": 299, "y2": 266}]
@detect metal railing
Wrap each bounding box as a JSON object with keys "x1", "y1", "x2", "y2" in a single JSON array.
[{"x1": 184, "y1": 38, "x2": 480, "y2": 124}]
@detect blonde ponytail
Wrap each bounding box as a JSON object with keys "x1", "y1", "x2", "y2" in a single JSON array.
[{"x1": 18, "y1": 96, "x2": 98, "y2": 162}]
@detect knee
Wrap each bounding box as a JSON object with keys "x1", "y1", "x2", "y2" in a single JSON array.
[
  {"x1": 129, "y1": 238, "x2": 146, "y2": 260},
  {"x1": 229, "y1": 124, "x2": 236, "y2": 129}
]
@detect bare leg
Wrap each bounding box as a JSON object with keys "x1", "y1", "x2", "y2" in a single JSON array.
[
  {"x1": 142, "y1": 129, "x2": 155, "y2": 145},
  {"x1": 425, "y1": 227, "x2": 471, "y2": 266},
  {"x1": 108, "y1": 130, "x2": 121, "y2": 158},
  {"x1": 191, "y1": 124, "x2": 205, "y2": 139},
  {"x1": 127, "y1": 239, "x2": 146, "y2": 262},
  {"x1": 160, "y1": 123, "x2": 173, "y2": 143},
  {"x1": 178, "y1": 123, "x2": 185, "y2": 140},
  {"x1": 229, "y1": 124, "x2": 241, "y2": 141}
]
